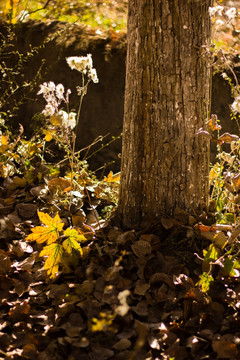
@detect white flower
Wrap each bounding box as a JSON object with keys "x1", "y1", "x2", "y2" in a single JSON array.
[
  {"x1": 48, "y1": 81, "x2": 55, "y2": 92},
  {"x1": 56, "y1": 84, "x2": 65, "y2": 99},
  {"x1": 58, "y1": 110, "x2": 68, "y2": 124},
  {"x1": 42, "y1": 104, "x2": 55, "y2": 117},
  {"x1": 68, "y1": 112, "x2": 77, "y2": 129},
  {"x1": 66, "y1": 56, "x2": 88, "y2": 73},
  {"x1": 215, "y1": 19, "x2": 224, "y2": 28},
  {"x1": 86, "y1": 54, "x2": 93, "y2": 69},
  {"x1": 89, "y1": 68, "x2": 99, "y2": 83},
  {"x1": 231, "y1": 96, "x2": 240, "y2": 113},
  {"x1": 225, "y1": 7, "x2": 236, "y2": 20},
  {"x1": 209, "y1": 6, "x2": 224, "y2": 17},
  {"x1": 37, "y1": 82, "x2": 49, "y2": 96},
  {"x1": 59, "y1": 110, "x2": 76, "y2": 129},
  {"x1": 37, "y1": 81, "x2": 56, "y2": 95},
  {"x1": 66, "y1": 54, "x2": 94, "y2": 74}
]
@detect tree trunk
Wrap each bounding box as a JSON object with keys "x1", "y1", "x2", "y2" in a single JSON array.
[{"x1": 119, "y1": 0, "x2": 212, "y2": 228}]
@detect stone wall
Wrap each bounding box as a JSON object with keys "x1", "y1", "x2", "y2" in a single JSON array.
[{"x1": 0, "y1": 20, "x2": 238, "y2": 170}]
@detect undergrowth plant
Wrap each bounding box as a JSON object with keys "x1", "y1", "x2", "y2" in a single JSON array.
[
  {"x1": 0, "y1": 52, "x2": 120, "y2": 279},
  {"x1": 197, "y1": 3, "x2": 240, "y2": 294}
]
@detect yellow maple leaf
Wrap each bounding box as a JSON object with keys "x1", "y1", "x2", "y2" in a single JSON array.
[
  {"x1": 40, "y1": 243, "x2": 63, "y2": 278},
  {"x1": 26, "y1": 212, "x2": 64, "y2": 244},
  {"x1": 64, "y1": 228, "x2": 87, "y2": 242},
  {"x1": 62, "y1": 228, "x2": 86, "y2": 255}
]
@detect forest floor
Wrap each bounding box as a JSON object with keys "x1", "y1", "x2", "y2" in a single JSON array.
[{"x1": 0, "y1": 173, "x2": 240, "y2": 360}]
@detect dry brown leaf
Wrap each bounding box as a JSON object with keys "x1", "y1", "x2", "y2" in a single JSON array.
[
  {"x1": 232, "y1": 173, "x2": 240, "y2": 192},
  {"x1": 22, "y1": 343, "x2": 38, "y2": 359},
  {"x1": 0, "y1": 250, "x2": 11, "y2": 275},
  {"x1": 218, "y1": 132, "x2": 239, "y2": 144},
  {"x1": 131, "y1": 300, "x2": 148, "y2": 316},
  {"x1": 15, "y1": 203, "x2": 38, "y2": 219},
  {"x1": 212, "y1": 339, "x2": 238, "y2": 359},
  {"x1": 9, "y1": 301, "x2": 30, "y2": 322},
  {"x1": 150, "y1": 273, "x2": 174, "y2": 288},
  {"x1": 113, "y1": 338, "x2": 131, "y2": 351},
  {"x1": 134, "y1": 280, "x2": 150, "y2": 296},
  {"x1": 161, "y1": 217, "x2": 174, "y2": 230},
  {"x1": 212, "y1": 231, "x2": 227, "y2": 249},
  {"x1": 48, "y1": 177, "x2": 71, "y2": 192},
  {"x1": 131, "y1": 240, "x2": 152, "y2": 257}
]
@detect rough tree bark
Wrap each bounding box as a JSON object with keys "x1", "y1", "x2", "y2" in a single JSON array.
[{"x1": 118, "y1": 0, "x2": 212, "y2": 228}]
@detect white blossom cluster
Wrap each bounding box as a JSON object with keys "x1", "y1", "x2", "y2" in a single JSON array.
[
  {"x1": 231, "y1": 96, "x2": 240, "y2": 114},
  {"x1": 66, "y1": 54, "x2": 99, "y2": 83},
  {"x1": 209, "y1": 5, "x2": 237, "y2": 20},
  {"x1": 37, "y1": 82, "x2": 76, "y2": 129}
]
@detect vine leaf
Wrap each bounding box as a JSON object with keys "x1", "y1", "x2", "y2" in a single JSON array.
[{"x1": 26, "y1": 212, "x2": 64, "y2": 244}]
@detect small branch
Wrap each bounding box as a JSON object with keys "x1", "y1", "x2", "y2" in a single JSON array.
[{"x1": 27, "y1": 0, "x2": 52, "y2": 15}]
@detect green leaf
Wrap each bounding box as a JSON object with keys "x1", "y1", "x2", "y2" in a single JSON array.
[
  {"x1": 203, "y1": 244, "x2": 220, "y2": 263},
  {"x1": 197, "y1": 272, "x2": 214, "y2": 293},
  {"x1": 224, "y1": 257, "x2": 236, "y2": 276},
  {"x1": 233, "y1": 259, "x2": 240, "y2": 269}
]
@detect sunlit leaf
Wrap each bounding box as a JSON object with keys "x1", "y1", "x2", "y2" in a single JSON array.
[
  {"x1": 209, "y1": 167, "x2": 218, "y2": 182},
  {"x1": 1, "y1": 135, "x2": 8, "y2": 145},
  {"x1": 64, "y1": 227, "x2": 87, "y2": 242},
  {"x1": 48, "y1": 177, "x2": 71, "y2": 192},
  {"x1": 43, "y1": 129, "x2": 53, "y2": 142},
  {"x1": 232, "y1": 173, "x2": 240, "y2": 192},
  {"x1": 104, "y1": 171, "x2": 120, "y2": 183},
  {"x1": 26, "y1": 212, "x2": 64, "y2": 244},
  {"x1": 40, "y1": 243, "x2": 63, "y2": 278},
  {"x1": 218, "y1": 132, "x2": 239, "y2": 144},
  {"x1": 208, "y1": 115, "x2": 222, "y2": 131},
  {"x1": 223, "y1": 257, "x2": 239, "y2": 277},
  {"x1": 91, "y1": 312, "x2": 116, "y2": 332},
  {"x1": 50, "y1": 114, "x2": 63, "y2": 126},
  {"x1": 233, "y1": 259, "x2": 240, "y2": 269},
  {"x1": 203, "y1": 244, "x2": 220, "y2": 263},
  {"x1": 197, "y1": 272, "x2": 214, "y2": 293},
  {"x1": 62, "y1": 238, "x2": 83, "y2": 255}
]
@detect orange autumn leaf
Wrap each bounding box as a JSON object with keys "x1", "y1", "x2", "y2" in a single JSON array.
[
  {"x1": 48, "y1": 177, "x2": 71, "y2": 192},
  {"x1": 232, "y1": 173, "x2": 240, "y2": 192},
  {"x1": 217, "y1": 132, "x2": 239, "y2": 144},
  {"x1": 43, "y1": 129, "x2": 53, "y2": 142},
  {"x1": 104, "y1": 171, "x2": 120, "y2": 183},
  {"x1": 1, "y1": 135, "x2": 8, "y2": 145},
  {"x1": 26, "y1": 212, "x2": 64, "y2": 244}
]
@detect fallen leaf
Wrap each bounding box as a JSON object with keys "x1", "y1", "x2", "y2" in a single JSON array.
[
  {"x1": 212, "y1": 339, "x2": 238, "y2": 359},
  {"x1": 131, "y1": 240, "x2": 152, "y2": 257},
  {"x1": 218, "y1": 132, "x2": 239, "y2": 143},
  {"x1": 26, "y1": 212, "x2": 64, "y2": 244},
  {"x1": 104, "y1": 171, "x2": 120, "y2": 183}
]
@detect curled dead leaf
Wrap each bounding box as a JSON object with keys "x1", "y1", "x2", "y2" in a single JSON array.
[
  {"x1": 150, "y1": 273, "x2": 174, "y2": 288},
  {"x1": 161, "y1": 217, "x2": 174, "y2": 230},
  {"x1": 131, "y1": 240, "x2": 152, "y2": 257},
  {"x1": 217, "y1": 132, "x2": 239, "y2": 144}
]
